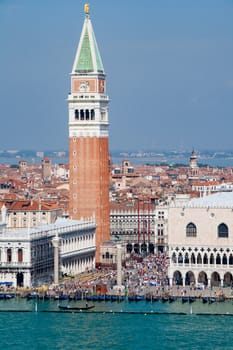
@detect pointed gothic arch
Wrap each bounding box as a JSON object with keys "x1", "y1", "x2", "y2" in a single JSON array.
[
  {"x1": 197, "y1": 253, "x2": 202, "y2": 264},
  {"x1": 173, "y1": 271, "x2": 183, "y2": 286},
  {"x1": 185, "y1": 271, "x2": 195, "y2": 285},
  {"x1": 211, "y1": 272, "x2": 221, "y2": 287},
  {"x1": 203, "y1": 253, "x2": 208, "y2": 265}
]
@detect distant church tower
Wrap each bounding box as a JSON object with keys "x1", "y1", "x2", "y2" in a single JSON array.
[
  {"x1": 68, "y1": 4, "x2": 110, "y2": 263},
  {"x1": 188, "y1": 149, "x2": 199, "y2": 181}
]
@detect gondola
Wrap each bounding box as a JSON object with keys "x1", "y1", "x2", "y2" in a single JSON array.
[
  {"x1": 161, "y1": 296, "x2": 169, "y2": 303},
  {"x1": 104, "y1": 294, "x2": 111, "y2": 301},
  {"x1": 69, "y1": 294, "x2": 82, "y2": 301},
  {"x1": 182, "y1": 296, "x2": 189, "y2": 303},
  {"x1": 146, "y1": 295, "x2": 153, "y2": 302},
  {"x1": 59, "y1": 294, "x2": 68, "y2": 300},
  {"x1": 5, "y1": 293, "x2": 15, "y2": 299},
  {"x1": 26, "y1": 293, "x2": 39, "y2": 300},
  {"x1": 189, "y1": 297, "x2": 196, "y2": 303},
  {"x1": 202, "y1": 297, "x2": 209, "y2": 304},
  {"x1": 152, "y1": 296, "x2": 160, "y2": 302},
  {"x1": 169, "y1": 296, "x2": 177, "y2": 303},
  {"x1": 58, "y1": 305, "x2": 95, "y2": 310},
  {"x1": 146, "y1": 295, "x2": 160, "y2": 302},
  {"x1": 209, "y1": 297, "x2": 217, "y2": 304}
]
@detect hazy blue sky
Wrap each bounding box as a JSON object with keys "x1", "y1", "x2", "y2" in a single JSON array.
[{"x1": 0, "y1": 0, "x2": 232, "y2": 152}]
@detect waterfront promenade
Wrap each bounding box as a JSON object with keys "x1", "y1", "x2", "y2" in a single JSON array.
[{"x1": 1, "y1": 272, "x2": 233, "y2": 301}]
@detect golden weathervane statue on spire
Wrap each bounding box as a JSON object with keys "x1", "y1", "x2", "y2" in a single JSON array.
[{"x1": 84, "y1": 3, "x2": 89, "y2": 15}]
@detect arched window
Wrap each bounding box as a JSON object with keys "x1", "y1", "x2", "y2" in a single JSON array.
[
  {"x1": 191, "y1": 253, "x2": 196, "y2": 264},
  {"x1": 229, "y1": 254, "x2": 233, "y2": 265},
  {"x1": 106, "y1": 252, "x2": 110, "y2": 259},
  {"x1": 210, "y1": 253, "x2": 214, "y2": 264},
  {"x1": 186, "y1": 223, "x2": 197, "y2": 237},
  {"x1": 74, "y1": 109, "x2": 79, "y2": 120},
  {"x1": 7, "y1": 248, "x2": 12, "y2": 263},
  {"x1": 172, "y1": 252, "x2": 177, "y2": 263},
  {"x1": 222, "y1": 254, "x2": 227, "y2": 265},
  {"x1": 91, "y1": 109, "x2": 95, "y2": 120},
  {"x1": 18, "y1": 249, "x2": 23, "y2": 263},
  {"x1": 178, "y1": 253, "x2": 183, "y2": 264},
  {"x1": 218, "y1": 223, "x2": 228, "y2": 238},
  {"x1": 80, "y1": 109, "x2": 84, "y2": 120},
  {"x1": 85, "y1": 109, "x2": 90, "y2": 120},
  {"x1": 203, "y1": 253, "x2": 208, "y2": 265}
]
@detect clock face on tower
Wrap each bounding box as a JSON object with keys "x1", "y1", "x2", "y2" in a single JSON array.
[{"x1": 79, "y1": 81, "x2": 90, "y2": 92}]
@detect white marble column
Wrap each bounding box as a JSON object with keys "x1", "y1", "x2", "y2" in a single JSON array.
[
  {"x1": 52, "y1": 235, "x2": 60, "y2": 284},
  {"x1": 116, "y1": 244, "x2": 122, "y2": 287}
]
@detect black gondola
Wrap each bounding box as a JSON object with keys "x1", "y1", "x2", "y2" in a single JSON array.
[
  {"x1": 189, "y1": 297, "x2": 196, "y2": 303},
  {"x1": 152, "y1": 296, "x2": 160, "y2": 302},
  {"x1": 209, "y1": 297, "x2": 217, "y2": 304},
  {"x1": 58, "y1": 305, "x2": 95, "y2": 310},
  {"x1": 202, "y1": 297, "x2": 209, "y2": 304},
  {"x1": 169, "y1": 296, "x2": 177, "y2": 303},
  {"x1": 161, "y1": 296, "x2": 169, "y2": 303},
  {"x1": 182, "y1": 297, "x2": 189, "y2": 303}
]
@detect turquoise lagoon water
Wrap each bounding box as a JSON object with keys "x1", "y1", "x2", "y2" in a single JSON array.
[{"x1": 1, "y1": 299, "x2": 233, "y2": 349}]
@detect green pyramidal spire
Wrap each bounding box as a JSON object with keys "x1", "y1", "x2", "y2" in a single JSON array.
[{"x1": 72, "y1": 9, "x2": 104, "y2": 74}]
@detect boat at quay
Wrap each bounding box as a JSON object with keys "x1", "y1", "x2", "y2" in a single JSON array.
[
  {"x1": 0, "y1": 294, "x2": 233, "y2": 315},
  {"x1": 1, "y1": 291, "x2": 230, "y2": 305}
]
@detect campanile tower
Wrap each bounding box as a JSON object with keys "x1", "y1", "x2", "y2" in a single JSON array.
[{"x1": 68, "y1": 4, "x2": 110, "y2": 263}]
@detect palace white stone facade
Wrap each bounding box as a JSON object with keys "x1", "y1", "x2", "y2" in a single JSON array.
[
  {"x1": 110, "y1": 201, "x2": 156, "y2": 254},
  {"x1": 167, "y1": 192, "x2": 233, "y2": 287},
  {"x1": 0, "y1": 218, "x2": 96, "y2": 287}
]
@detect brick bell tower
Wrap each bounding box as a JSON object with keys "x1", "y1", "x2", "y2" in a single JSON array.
[{"x1": 68, "y1": 4, "x2": 110, "y2": 263}]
